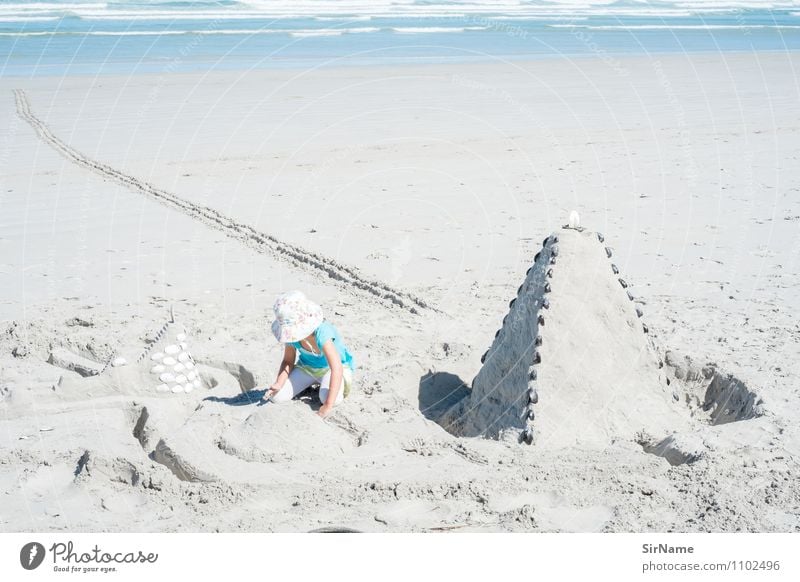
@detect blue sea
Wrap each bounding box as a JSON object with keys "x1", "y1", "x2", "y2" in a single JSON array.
[{"x1": 1, "y1": 1, "x2": 799, "y2": 76}]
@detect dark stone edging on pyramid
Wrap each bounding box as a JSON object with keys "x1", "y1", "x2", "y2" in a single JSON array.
[{"x1": 439, "y1": 226, "x2": 679, "y2": 447}]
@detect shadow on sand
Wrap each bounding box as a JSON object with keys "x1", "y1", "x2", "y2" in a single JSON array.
[
  {"x1": 204, "y1": 387, "x2": 322, "y2": 409},
  {"x1": 203, "y1": 389, "x2": 267, "y2": 406},
  {"x1": 417, "y1": 370, "x2": 470, "y2": 423}
]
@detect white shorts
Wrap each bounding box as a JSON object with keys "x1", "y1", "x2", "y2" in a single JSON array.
[{"x1": 271, "y1": 367, "x2": 350, "y2": 405}]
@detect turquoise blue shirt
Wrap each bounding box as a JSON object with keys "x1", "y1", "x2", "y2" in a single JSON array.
[{"x1": 291, "y1": 321, "x2": 355, "y2": 371}]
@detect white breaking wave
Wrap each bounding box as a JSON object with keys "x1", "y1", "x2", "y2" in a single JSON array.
[
  {"x1": 289, "y1": 30, "x2": 343, "y2": 37},
  {"x1": 391, "y1": 26, "x2": 488, "y2": 33},
  {"x1": 0, "y1": 16, "x2": 61, "y2": 22},
  {"x1": 289, "y1": 26, "x2": 381, "y2": 36},
  {"x1": 52, "y1": 11, "x2": 302, "y2": 20},
  {"x1": 549, "y1": 23, "x2": 800, "y2": 30},
  {"x1": 0, "y1": 31, "x2": 52, "y2": 36},
  {"x1": 3, "y1": 1, "x2": 798, "y2": 22},
  {"x1": 0, "y1": 3, "x2": 106, "y2": 10},
  {"x1": 314, "y1": 15, "x2": 372, "y2": 21},
  {"x1": 0, "y1": 27, "x2": 385, "y2": 37}
]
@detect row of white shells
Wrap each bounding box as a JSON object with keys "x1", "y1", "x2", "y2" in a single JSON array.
[
  {"x1": 150, "y1": 341, "x2": 189, "y2": 361},
  {"x1": 150, "y1": 357, "x2": 194, "y2": 373},
  {"x1": 156, "y1": 379, "x2": 200, "y2": 394},
  {"x1": 149, "y1": 337, "x2": 198, "y2": 394},
  {"x1": 157, "y1": 369, "x2": 199, "y2": 383}
]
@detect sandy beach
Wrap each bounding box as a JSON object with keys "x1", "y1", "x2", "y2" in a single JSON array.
[{"x1": 1, "y1": 51, "x2": 799, "y2": 532}]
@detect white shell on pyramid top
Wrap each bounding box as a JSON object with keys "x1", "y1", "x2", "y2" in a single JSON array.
[
  {"x1": 173, "y1": 363, "x2": 185, "y2": 373},
  {"x1": 171, "y1": 385, "x2": 183, "y2": 393},
  {"x1": 183, "y1": 383, "x2": 194, "y2": 393},
  {"x1": 175, "y1": 374, "x2": 188, "y2": 384},
  {"x1": 178, "y1": 352, "x2": 190, "y2": 363},
  {"x1": 156, "y1": 384, "x2": 169, "y2": 393},
  {"x1": 165, "y1": 344, "x2": 180, "y2": 355},
  {"x1": 193, "y1": 379, "x2": 201, "y2": 388},
  {"x1": 162, "y1": 357, "x2": 177, "y2": 366},
  {"x1": 185, "y1": 361, "x2": 195, "y2": 370},
  {"x1": 150, "y1": 364, "x2": 165, "y2": 375},
  {"x1": 187, "y1": 371, "x2": 197, "y2": 381},
  {"x1": 176, "y1": 333, "x2": 187, "y2": 342},
  {"x1": 159, "y1": 372, "x2": 175, "y2": 383},
  {"x1": 568, "y1": 210, "x2": 581, "y2": 229},
  {"x1": 150, "y1": 352, "x2": 165, "y2": 361}
]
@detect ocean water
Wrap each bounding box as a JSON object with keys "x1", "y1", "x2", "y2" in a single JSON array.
[{"x1": 1, "y1": 1, "x2": 799, "y2": 76}]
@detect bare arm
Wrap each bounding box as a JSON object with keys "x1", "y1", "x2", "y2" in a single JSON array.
[
  {"x1": 263, "y1": 345, "x2": 296, "y2": 400},
  {"x1": 320, "y1": 340, "x2": 343, "y2": 412}
]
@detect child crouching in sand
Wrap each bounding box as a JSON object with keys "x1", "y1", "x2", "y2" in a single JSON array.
[{"x1": 261, "y1": 291, "x2": 355, "y2": 418}]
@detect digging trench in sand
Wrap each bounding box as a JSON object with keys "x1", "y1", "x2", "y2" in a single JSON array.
[{"x1": 130, "y1": 403, "x2": 215, "y2": 482}]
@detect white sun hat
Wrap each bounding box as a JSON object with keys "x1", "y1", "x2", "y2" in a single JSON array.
[{"x1": 271, "y1": 290, "x2": 324, "y2": 343}]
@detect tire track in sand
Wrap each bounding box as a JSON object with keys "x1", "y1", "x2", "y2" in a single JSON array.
[{"x1": 14, "y1": 89, "x2": 432, "y2": 314}]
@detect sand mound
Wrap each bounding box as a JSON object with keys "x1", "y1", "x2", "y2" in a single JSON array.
[
  {"x1": 442, "y1": 227, "x2": 692, "y2": 448},
  {"x1": 217, "y1": 405, "x2": 358, "y2": 463}
]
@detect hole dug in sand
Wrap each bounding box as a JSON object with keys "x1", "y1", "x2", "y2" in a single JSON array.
[
  {"x1": 73, "y1": 450, "x2": 142, "y2": 487},
  {"x1": 636, "y1": 353, "x2": 764, "y2": 466},
  {"x1": 196, "y1": 362, "x2": 256, "y2": 393},
  {"x1": 436, "y1": 227, "x2": 763, "y2": 465},
  {"x1": 663, "y1": 351, "x2": 763, "y2": 426}
]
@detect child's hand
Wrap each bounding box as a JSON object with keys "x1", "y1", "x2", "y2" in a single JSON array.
[
  {"x1": 317, "y1": 403, "x2": 333, "y2": 419},
  {"x1": 261, "y1": 384, "x2": 280, "y2": 402}
]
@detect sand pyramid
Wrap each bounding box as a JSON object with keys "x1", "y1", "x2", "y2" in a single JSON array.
[{"x1": 444, "y1": 227, "x2": 691, "y2": 448}]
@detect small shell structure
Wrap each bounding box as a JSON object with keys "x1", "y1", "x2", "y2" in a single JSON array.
[{"x1": 140, "y1": 323, "x2": 202, "y2": 394}]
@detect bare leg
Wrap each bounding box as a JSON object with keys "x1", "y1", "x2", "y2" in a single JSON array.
[
  {"x1": 318, "y1": 370, "x2": 347, "y2": 405},
  {"x1": 271, "y1": 368, "x2": 316, "y2": 403}
]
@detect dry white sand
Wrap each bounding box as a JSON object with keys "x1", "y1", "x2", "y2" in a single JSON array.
[{"x1": 1, "y1": 52, "x2": 799, "y2": 532}]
